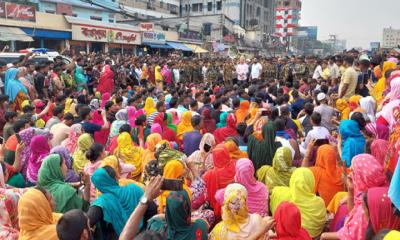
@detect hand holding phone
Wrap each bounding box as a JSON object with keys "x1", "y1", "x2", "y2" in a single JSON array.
[{"x1": 161, "y1": 178, "x2": 183, "y2": 191}]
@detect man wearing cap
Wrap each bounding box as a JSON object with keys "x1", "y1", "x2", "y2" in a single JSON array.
[{"x1": 315, "y1": 92, "x2": 336, "y2": 131}]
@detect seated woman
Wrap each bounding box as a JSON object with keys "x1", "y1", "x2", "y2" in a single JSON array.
[
  {"x1": 187, "y1": 133, "x2": 216, "y2": 177},
  {"x1": 18, "y1": 187, "x2": 62, "y2": 240},
  {"x1": 38, "y1": 154, "x2": 90, "y2": 213},
  {"x1": 142, "y1": 133, "x2": 162, "y2": 167},
  {"x1": 224, "y1": 138, "x2": 248, "y2": 162},
  {"x1": 72, "y1": 133, "x2": 94, "y2": 173},
  {"x1": 257, "y1": 147, "x2": 295, "y2": 191},
  {"x1": 274, "y1": 202, "x2": 312, "y2": 240},
  {"x1": 50, "y1": 146, "x2": 79, "y2": 183},
  {"x1": 147, "y1": 190, "x2": 208, "y2": 240},
  {"x1": 339, "y1": 120, "x2": 366, "y2": 168},
  {"x1": 26, "y1": 135, "x2": 51, "y2": 184},
  {"x1": 88, "y1": 167, "x2": 144, "y2": 239},
  {"x1": 84, "y1": 143, "x2": 106, "y2": 202},
  {"x1": 210, "y1": 183, "x2": 272, "y2": 240},
  {"x1": 213, "y1": 113, "x2": 238, "y2": 144},
  {"x1": 100, "y1": 155, "x2": 141, "y2": 188},
  {"x1": 114, "y1": 132, "x2": 144, "y2": 181},
  {"x1": 270, "y1": 168, "x2": 327, "y2": 238}
]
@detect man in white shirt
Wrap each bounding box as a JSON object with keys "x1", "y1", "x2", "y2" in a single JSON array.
[
  {"x1": 250, "y1": 58, "x2": 263, "y2": 81},
  {"x1": 312, "y1": 60, "x2": 323, "y2": 80},
  {"x1": 303, "y1": 111, "x2": 331, "y2": 147},
  {"x1": 329, "y1": 56, "x2": 340, "y2": 82},
  {"x1": 236, "y1": 56, "x2": 248, "y2": 83},
  {"x1": 50, "y1": 113, "x2": 74, "y2": 147}
]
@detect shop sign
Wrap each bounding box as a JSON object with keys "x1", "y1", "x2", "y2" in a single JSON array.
[
  {"x1": 0, "y1": 2, "x2": 36, "y2": 22},
  {"x1": 140, "y1": 22, "x2": 154, "y2": 31},
  {"x1": 142, "y1": 31, "x2": 166, "y2": 44},
  {"x1": 179, "y1": 31, "x2": 202, "y2": 42},
  {"x1": 72, "y1": 24, "x2": 141, "y2": 45}
]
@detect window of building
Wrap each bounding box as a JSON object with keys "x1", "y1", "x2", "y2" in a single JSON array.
[
  {"x1": 109, "y1": 18, "x2": 114, "y2": 23},
  {"x1": 207, "y1": 2, "x2": 212, "y2": 11},
  {"x1": 256, "y1": 7, "x2": 260, "y2": 17},
  {"x1": 72, "y1": 13, "x2": 78, "y2": 17},
  {"x1": 90, "y1": 16, "x2": 102, "y2": 21},
  {"x1": 192, "y1": 3, "x2": 203, "y2": 12},
  {"x1": 216, "y1": 1, "x2": 222, "y2": 10},
  {"x1": 284, "y1": 1, "x2": 289, "y2": 6},
  {"x1": 160, "y1": 1, "x2": 163, "y2": 8},
  {"x1": 45, "y1": 10, "x2": 55, "y2": 14}
]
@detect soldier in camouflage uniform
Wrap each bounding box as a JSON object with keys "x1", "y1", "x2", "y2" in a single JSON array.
[
  {"x1": 306, "y1": 56, "x2": 317, "y2": 78},
  {"x1": 206, "y1": 61, "x2": 219, "y2": 83},
  {"x1": 180, "y1": 60, "x2": 191, "y2": 83},
  {"x1": 294, "y1": 57, "x2": 308, "y2": 81},
  {"x1": 262, "y1": 58, "x2": 277, "y2": 81},
  {"x1": 223, "y1": 59, "x2": 235, "y2": 85},
  {"x1": 192, "y1": 60, "x2": 202, "y2": 84}
]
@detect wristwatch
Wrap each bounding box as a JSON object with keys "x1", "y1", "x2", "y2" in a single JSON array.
[{"x1": 139, "y1": 195, "x2": 149, "y2": 205}]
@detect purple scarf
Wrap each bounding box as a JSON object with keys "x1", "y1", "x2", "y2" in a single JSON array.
[{"x1": 50, "y1": 146, "x2": 79, "y2": 182}]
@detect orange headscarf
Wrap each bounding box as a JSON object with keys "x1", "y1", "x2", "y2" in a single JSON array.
[
  {"x1": 310, "y1": 145, "x2": 344, "y2": 206},
  {"x1": 224, "y1": 139, "x2": 248, "y2": 162},
  {"x1": 348, "y1": 95, "x2": 362, "y2": 111},
  {"x1": 157, "y1": 160, "x2": 192, "y2": 213},
  {"x1": 142, "y1": 133, "x2": 162, "y2": 167},
  {"x1": 235, "y1": 100, "x2": 250, "y2": 123}
]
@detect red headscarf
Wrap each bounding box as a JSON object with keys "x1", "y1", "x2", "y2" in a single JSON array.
[
  {"x1": 213, "y1": 113, "x2": 238, "y2": 144},
  {"x1": 97, "y1": 65, "x2": 114, "y2": 94},
  {"x1": 370, "y1": 139, "x2": 389, "y2": 167},
  {"x1": 153, "y1": 112, "x2": 177, "y2": 142},
  {"x1": 202, "y1": 144, "x2": 236, "y2": 219},
  {"x1": 274, "y1": 201, "x2": 312, "y2": 240},
  {"x1": 201, "y1": 108, "x2": 216, "y2": 134}
]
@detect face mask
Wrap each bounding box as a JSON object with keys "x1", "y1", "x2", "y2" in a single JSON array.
[{"x1": 203, "y1": 143, "x2": 211, "y2": 153}]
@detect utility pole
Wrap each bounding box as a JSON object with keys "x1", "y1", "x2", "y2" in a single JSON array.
[{"x1": 186, "y1": 0, "x2": 190, "y2": 33}]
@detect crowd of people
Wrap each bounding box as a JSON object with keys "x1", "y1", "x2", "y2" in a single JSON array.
[{"x1": 1, "y1": 49, "x2": 400, "y2": 240}]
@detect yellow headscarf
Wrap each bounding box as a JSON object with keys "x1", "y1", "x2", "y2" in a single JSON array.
[
  {"x1": 385, "y1": 230, "x2": 400, "y2": 240},
  {"x1": 157, "y1": 160, "x2": 192, "y2": 213},
  {"x1": 72, "y1": 133, "x2": 93, "y2": 172},
  {"x1": 224, "y1": 139, "x2": 248, "y2": 161},
  {"x1": 114, "y1": 132, "x2": 143, "y2": 179},
  {"x1": 100, "y1": 155, "x2": 144, "y2": 188},
  {"x1": 270, "y1": 168, "x2": 327, "y2": 238},
  {"x1": 246, "y1": 103, "x2": 259, "y2": 125},
  {"x1": 336, "y1": 98, "x2": 350, "y2": 120},
  {"x1": 64, "y1": 98, "x2": 73, "y2": 114},
  {"x1": 370, "y1": 61, "x2": 397, "y2": 101},
  {"x1": 210, "y1": 183, "x2": 251, "y2": 239},
  {"x1": 142, "y1": 133, "x2": 162, "y2": 167},
  {"x1": 176, "y1": 111, "x2": 193, "y2": 140},
  {"x1": 18, "y1": 189, "x2": 61, "y2": 240},
  {"x1": 144, "y1": 97, "x2": 156, "y2": 116}
]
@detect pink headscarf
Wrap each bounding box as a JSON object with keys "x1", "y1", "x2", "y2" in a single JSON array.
[
  {"x1": 127, "y1": 106, "x2": 137, "y2": 127},
  {"x1": 92, "y1": 110, "x2": 109, "y2": 145},
  {"x1": 370, "y1": 139, "x2": 389, "y2": 167},
  {"x1": 235, "y1": 158, "x2": 269, "y2": 216},
  {"x1": 378, "y1": 99, "x2": 400, "y2": 129},
  {"x1": 368, "y1": 187, "x2": 400, "y2": 234},
  {"x1": 27, "y1": 135, "x2": 50, "y2": 183},
  {"x1": 338, "y1": 154, "x2": 388, "y2": 240},
  {"x1": 62, "y1": 124, "x2": 82, "y2": 154},
  {"x1": 100, "y1": 92, "x2": 111, "y2": 108},
  {"x1": 389, "y1": 77, "x2": 400, "y2": 101},
  {"x1": 151, "y1": 123, "x2": 163, "y2": 136}
]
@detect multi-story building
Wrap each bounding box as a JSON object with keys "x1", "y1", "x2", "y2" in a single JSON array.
[
  {"x1": 118, "y1": 0, "x2": 178, "y2": 20},
  {"x1": 242, "y1": 0, "x2": 275, "y2": 34},
  {"x1": 274, "y1": 0, "x2": 301, "y2": 38},
  {"x1": 382, "y1": 27, "x2": 400, "y2": 48}
]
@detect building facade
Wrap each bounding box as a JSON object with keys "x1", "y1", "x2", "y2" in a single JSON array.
[
  {"x1": 382, "y1": 27, "x2": 400, "y2": 48},
  {"x1": 118, "y1": 0, "x2": 178, "y2": 20}
]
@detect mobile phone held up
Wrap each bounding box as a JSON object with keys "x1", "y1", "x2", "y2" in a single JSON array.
[{"x1": 161, "y1": 178, "x2": 183, "y2": 191}]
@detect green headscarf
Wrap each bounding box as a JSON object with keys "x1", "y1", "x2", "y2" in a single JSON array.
[
  {"x1": 38, "y1": 154, "x2": 83, "y2": 213},
  {"x1": 166, "y1": 112, "x2": 177, "y2": 133},
  {"x1": 74, "y1": 65, "x2": 87, "y2": 91},
  {"x1": 257, "y1": 146, "x2": 295, "y2": 191},
  {"x1": 91, "y1": 167, "x2": 144, "y2": 235},
  {"x1": 147, "y1": 191, "x2": 208, "y2": 240},
  {"x1": 216, "y1": 112, "x2": 228, "y2": 128},
  {"x1": 247, "y1": 121, "x2": 281, "y2": 171}
]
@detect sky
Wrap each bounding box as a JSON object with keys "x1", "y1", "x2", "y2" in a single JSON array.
[{"x1": 300, "y1": 0, "x2": 400, "y2": 49}]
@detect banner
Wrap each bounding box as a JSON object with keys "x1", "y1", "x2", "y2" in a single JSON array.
[
  {"x1": 140, "y1": 22, "x2": 154, "y2": 31},
  {"x1": 5, "y1": 2, "x2": 36, "y2": 22},
  {"x1": 142, "y1": 32, "x2": 166, "y2": 44},
  {"x1": 71, "y1": 24, "x2": 141, "y2": 45}
]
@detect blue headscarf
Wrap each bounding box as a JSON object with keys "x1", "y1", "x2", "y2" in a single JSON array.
[
  {"x1": 389, "y1": 156, "x2": 400, "y2": 210},
  {"x1": 74, "y1": 65, "x2": 87, "y2": 91},
  {"x1": 5, "y1": 68, "x2": 27, "y2": 102},
  {"x1": 91, "y1": 167, "x2": 144, "y2": 235},
  {"x1": 339, "y1": 120, "x2": 366, "y2": 167}
]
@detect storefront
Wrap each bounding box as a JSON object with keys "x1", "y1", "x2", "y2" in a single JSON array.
[
  {"x1": 66, "y1": 16, "x2": 141, "y2": 54},
  {"x1": 141, "y1": 31, "x2": 171, "y2": 55}
]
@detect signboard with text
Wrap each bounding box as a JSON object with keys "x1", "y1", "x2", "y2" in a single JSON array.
[
  {"x1": 0, "y1": 2, "x2": 36, "y2": 22},
  {"x1": 140, "y1": 22, "x2": 154, "y2": 31},
  {"x1": 142, "y1": 31, "x2": 166, "y2": 44},
  {"x1": 179, "y1": 31, "x2": 202, "y2": 42},
  {"x1": 71, "y1": 24, "x2": 141, "y2": 45}
]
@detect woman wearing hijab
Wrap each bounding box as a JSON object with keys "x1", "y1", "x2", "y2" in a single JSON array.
[
  {"x1": 142, "y1": 133, "x2": 162, "y2": 167},
  {"x1": 72, "y1": 133, "x2": 94, "y2": 173},
  {"x1": 177, "y1": 111, "x2": 193, "y2": 141},
  {"x1": 18, "y1": 188, "x2": 61, "y2": 240},
  {"x1": 309, "y1": 145, "x2": 344, "y2": 206},
  {"x1": 360, "y1": 96, "x2": 376, "y2": 122},
  {"x1": 235, "y1": 100, "x2": 250, "y2": 123},
  {"x1": 0, "y1": 162, "x2": 26, "y2": 239},
  {"x1": 50, "y1": 146, "x2": 79, "y2": 183},
  {"x1": 370, "y1": 61, "x2": 397, "y2": 101},
  {"x1": 214, "y1": 113, "x2": 238, "y2": 144},
  {"x1": 201, "y1": 108, "x2": 216, "y2": 133},
  {"x1": 322, "y1": 154, "x2": 388, "y2": 240},
  {"x1": 147, "y1": 190, "x2": 208, "y2": 240},
  {"x1": 257, "y1": 147, "x2": 294, "y2": 191},
  {"x1": 224, "y1": 138, "x2": 248, "y2": 162},
  {"x1": 339, "y1": 120, "x2": 366, "y2": 167},
  {"x1": 248, "y1": 121, "x2": 281, "y2": 171},
  {"x1": 188, "y1": 133, "x2": 216, "y2": 178},
  {"x1": 96, "y1": 64, "x2": 114, "y2": 94},
  {"x1": 26, "y1": 135, "x2": 50, "y2": 184},
  {"x1": 166, "y1": 113, "x2": 177, "y2": 132},
  {"x1": 210, "y1": 183, "x2": 268, "y2": 240},
  {"x1": 144, "y1": 97, "x2": 156, "y2": 116},
  {"x1": 274, "y1": 202, "x2": 312, "y2": 240},
  {"x1": 270, "y1": 168, "x2": 327, "y2": 238},
  {"x1": 38, "y1": 154, "x2": 89, "y2": 213},
  {"x1": 114, "y1": 132, "x2": 144, "y2": 180},
  {"x1": 157, "y1": 160, "x2": 192, "y2": 213},
  {"x1": 370, "y1": 139, "x2": 389, "y2": 167},
  {"x1": 235, "y1": 158, "x2": 269, "y2": 216},
  {"x1": 61, "y1": 124, "x2": 82, "y2": 155},
  {"x1": 4, "y1": 68, "x2": 27, "y2": 110},
  {"x1": 88, "y1": 167, "x2": 144, "y2": 237},
  {"x1": 153, "y1": 112, "x2": 177, "y2": 142},
  {"x1": 216, "y1": 112, "x2": 228, "y2": 129},
  {"x1": 109, "y1": 109, "x2": 128, "y2": 139},
  {"x1": 203, "y1": 144, "x2": 236, "y2": 220},
  {"x1": 336, "y1": 98, "x2": 350, "y2": 120},
  {"x1": 100, "y1": 155, "x2": 140, "y2": 187},
  {"x1": 17, "y1": 67, "x2": 36, "y2": 99}
]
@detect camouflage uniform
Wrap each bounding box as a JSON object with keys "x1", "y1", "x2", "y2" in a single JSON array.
[
  {"x1": 263, "y1": 62, "x2": 277, "y2": 80},
  {"x1": 307, "y1": 63, "x2": 317, "y2": 78},
  {"x1": 223, "y1": 63, "x2": 234, "y2": 85},
  {"x1": 294, "y1": 63, "x2": 307, "y2": 80}
]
